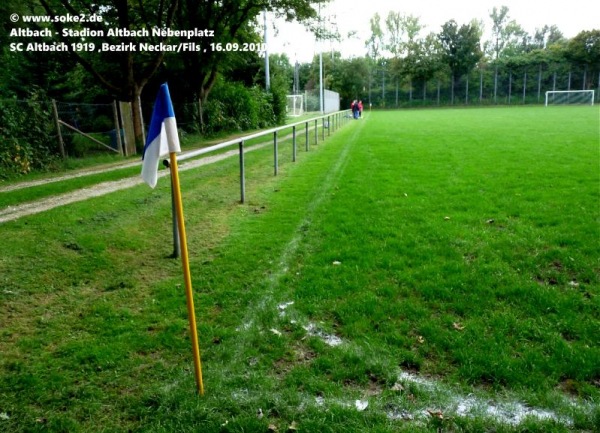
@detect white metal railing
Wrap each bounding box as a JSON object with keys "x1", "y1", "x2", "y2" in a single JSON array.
[{"x1": 165, "y1": 109, "x2": 352, "y2": 257}]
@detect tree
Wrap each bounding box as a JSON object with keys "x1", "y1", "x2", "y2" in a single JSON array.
[
  {"x1": 33, "y1": 0, "x2": 325, "y2": 148},
  {"x1": 173, "y1": 0, "x2": 326, "y2": 129},
  {"x1": 565, "y1": 30, "x2": 600, "y2": 69},
  {"x1": 364, "y1": 13, "x2": 385, "y2": 105},
  {"x1": 385, "y1": 12, "x2": 421, "y2": 58},
  {"x1": 330, "y1": 57, "x2": 369, "y2": 107},
  {"x1": 564, "y1": 30, "x2": 600, "y2": 89},
  {"x1": 1, "y1": 0, "x2": 82, "y2": 99},
  {"x1": 404, "y1": 33, "x2": 443, "y2": 100},
  {"x1": 37, "y1": 0, "x2": 179, "y2": 152},
  {"x1": 384, "y1": 12, "x2": 423, "y2": 105},
  {"x1": 365, "y1": 12, "x2": 384, "y2": 60},
  {"x1": 532, "y1": 25, "x2": 565, "y2": 50},
  {"x1": 487, "y1": 6, "x2": 526, "y2": 60},
  {"x1": 438, "y1": 20, "x2": 483, "y2": 102}
]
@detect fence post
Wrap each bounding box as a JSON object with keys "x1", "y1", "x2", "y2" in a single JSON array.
[
  {"x1": 137, "y1": 95, "x2": 146, "y2": 145},
  {"x1": 305, "y1": 122, "x2": 309, "y2": 151},
  {"x1": 51, "y1": 99, "x2": 66, "y2": 159},
  {"x1": 292, "y1": 125, "x2": 296, "y2": 162},
  {"x1": 273, "y1": 130, "x2": 278, "y2": 176},
  {"x1": 112, "y1": 100, "x2": 123, "y2": 155},
  {"x1": 314, "y1": 119, "x2": 318, "y2": 145},
  {"x1": 239, "y1": 141, "x2": 245, "y2": 204},
  {"x1": 522, "y1": 71, "x2": 527, "y2": 105},
  {"x1": 119, "y1": 101, "x2": 136, "y2": 156}
]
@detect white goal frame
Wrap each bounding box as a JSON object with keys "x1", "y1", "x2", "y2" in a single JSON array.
[
  {"x1": 545, "y1": 90, "x2": 595, "y2": 106},
  {"x1": 286, "y1": 94, "x2": 304, "y2": 116}
]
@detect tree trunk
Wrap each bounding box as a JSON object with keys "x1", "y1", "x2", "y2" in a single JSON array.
[
  {"x1": 131, "y1": 87, "x2": 144, "y2": 152},
  {"x1": 198, "y1": 97, "x2": 207, "y2": 133},
  {"x1": 196, "y1": 68, "x2": 219, "y2": 132}
]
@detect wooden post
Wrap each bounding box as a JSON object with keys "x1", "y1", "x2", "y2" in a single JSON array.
[
  {"x1": 137, "y1": 96, "x2": 146, "y2": 145},
  {"x1": 112, "y1": 101, "x2": 123, "y2": 155},
  {"x1": 119, "y1": 101, "x2": 136, "y2": 156},
  {"x1": 51, "y1": 99, "x2": 66, "y2": 159}
]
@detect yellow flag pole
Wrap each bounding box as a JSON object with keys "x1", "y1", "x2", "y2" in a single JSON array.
[{"x1": 168, "y1": 151, "x2": 204, "y2": 395}]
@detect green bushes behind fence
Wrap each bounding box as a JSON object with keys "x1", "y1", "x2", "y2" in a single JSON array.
[{"x1": 0, "y1": 88, "x2": 59, "y2": 178}]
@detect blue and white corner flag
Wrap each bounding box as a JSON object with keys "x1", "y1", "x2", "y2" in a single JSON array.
[{"x1": 141, "y1": 83, "x2": 181, "y2": 188}]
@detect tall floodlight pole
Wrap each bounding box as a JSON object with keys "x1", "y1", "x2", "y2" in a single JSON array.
[
  {"x1": 318, "y1": 4, "x2": 324, "y2": 114},
  {"x1": 264, "y1": 10, "x2": 270, "y2": 91},
  {"x1": 294, "y1": 60, "x2": 300, "y2": 94},
  {"x1": 319, "y1": 51, "x2": 324, "y2": 114}
]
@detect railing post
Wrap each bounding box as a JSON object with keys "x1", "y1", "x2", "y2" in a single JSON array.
[
  {"x1": 274, "y1": 130, "x2": 278, "y2": 176},
  {"x1": 157, "y1": 111, "x2": 350, "y2": 257},
  {"x1": 164, "y1": 159, "x2": 180, "y2": 259},
  {"x1": 239, "y1": 141, "x2": 245, "y2": 204},
  {"x1": 327, "y1": 115, "x2": 331, "y2": 137},
  {"x1": 305, "y1": 122, "x2": 309, "y2": 151},
  {"x1": 292, "y1": 125, "x2": 297, "y2": 162}
]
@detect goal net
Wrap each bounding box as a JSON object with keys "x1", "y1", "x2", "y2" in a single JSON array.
[
  {"x1": 286, "y1": 94, "x2": 304, "y2": 116},
  {"x1": 545, "y1": 90, "x2": 595, "y2": 106}
]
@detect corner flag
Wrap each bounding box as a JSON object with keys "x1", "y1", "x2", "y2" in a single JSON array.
[
  {"x1": 141, "y1": 83, "x2": 181, "y2": 188},
  {"x1": 140, "y1": 83, "x2": 204, "y2": 395}
]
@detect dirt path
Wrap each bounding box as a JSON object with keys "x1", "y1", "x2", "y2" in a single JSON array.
[
  {"x1": 0, "y1": 160, "x2": 141, "y2": 193},
  {"x1": 0, "y1": 145, "x2": 262, "y2": 224},
  {"x1": 0, "y1": 119, "x2": 327, "y2": 225}
]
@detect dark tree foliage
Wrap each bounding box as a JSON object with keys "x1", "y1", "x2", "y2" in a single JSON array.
[
  {"x1": 35, "y1": 0, "x2": 179, "y2": 150},
  {"x1": 170, "y1": 0, "x2": 326, "y2": 127},
  {"x1": 565, "y1": 30, "x2": 600, "y2": 70},
  {"x1": 438, "y1": 20, "x2": 483, "y2": 80},
  {"x1": 30, "y1": 0, "x2": 326, "y2": 147}
]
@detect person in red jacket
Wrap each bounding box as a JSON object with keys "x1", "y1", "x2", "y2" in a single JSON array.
[{"x1": 358, "y1": 100, "x2": 363, "y2": 118}]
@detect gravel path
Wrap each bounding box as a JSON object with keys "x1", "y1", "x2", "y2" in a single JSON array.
[{"x1": 0, "y1": 146, "x2": 258, "y2": 224}]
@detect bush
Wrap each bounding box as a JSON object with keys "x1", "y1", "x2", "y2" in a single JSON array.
[
  {"x1": 200, "y1": 79, "x2": 284, "y2": 135},
  {"x1": 269, "y1": 72, "x2": 288, "y2": 125},
  {"x1": 0, "y1": 88, "x2": 59, "y2": 179}
]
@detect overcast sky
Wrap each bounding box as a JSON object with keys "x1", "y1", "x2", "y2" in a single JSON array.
[{"x1": 266, "y1": 0, "x2": 600, "y2": 63}]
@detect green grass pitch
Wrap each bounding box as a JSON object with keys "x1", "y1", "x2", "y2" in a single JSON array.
[{"x1": 0, "y1": 106, "x2": 598, "y2": 432}]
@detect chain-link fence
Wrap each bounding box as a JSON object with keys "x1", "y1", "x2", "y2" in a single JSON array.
[
  {"x1": 365, "y1": 64, "x2": 599, "y2": 108},
  {"x1": 53, "y1": 100, "x2": 123, "y2": 156},
  {"x1": 304, "y1": 89, "x2": 341, "y2": 113}
]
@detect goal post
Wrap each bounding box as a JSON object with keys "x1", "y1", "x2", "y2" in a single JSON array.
[
  {"x1": 545, "y1": 90, "x2": 595, "y2": 106},
  {"x1": 286, "y1": 94, "x2": 304, "y2": 116}
]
